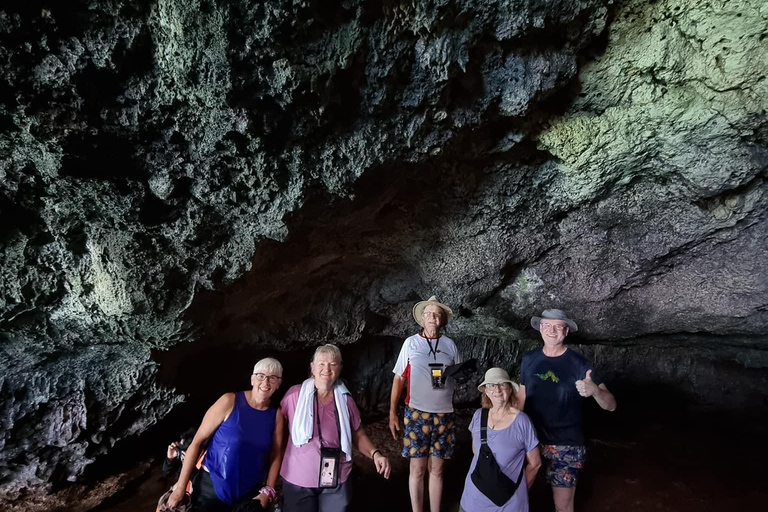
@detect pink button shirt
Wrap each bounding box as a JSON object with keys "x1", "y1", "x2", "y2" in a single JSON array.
[{"x1": 280, "y1": 384, "x2": 362, "y2": 488}]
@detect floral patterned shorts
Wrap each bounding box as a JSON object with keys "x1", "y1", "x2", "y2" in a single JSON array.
[
  {"x1": 540, "y1": 444, "x2": 586, "y2": 488},
  {"x1": 401, "y1": 406, "x2": 456, "y2": 459}
]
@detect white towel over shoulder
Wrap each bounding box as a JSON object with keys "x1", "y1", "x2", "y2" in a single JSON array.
[{"x1": 291, "y1": 378, "x2": 354, "y2": 461}]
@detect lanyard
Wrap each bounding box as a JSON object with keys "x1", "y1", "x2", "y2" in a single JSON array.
[
  {"x1": 315, "y1": 390, "x2": 341, "y2": 447},
  {"x1": 422, "y1": 332, "x2": 441, "y2": 361}
]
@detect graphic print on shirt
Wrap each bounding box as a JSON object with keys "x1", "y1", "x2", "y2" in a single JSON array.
[{"x1": 535, "y1": 370, "x2": 560, "y2": 383}]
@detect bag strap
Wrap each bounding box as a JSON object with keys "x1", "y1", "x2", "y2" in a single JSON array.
[{"x1": 480, "y1": 408, "x2": 489, "y2": 445}]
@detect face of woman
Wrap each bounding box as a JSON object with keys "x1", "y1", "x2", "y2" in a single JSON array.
[
  {"x1": 484, "y1": 382, "x2": 513, "y2": 408},
  {"x1": 251, "y1": 371, "x2": 282, "y2": 399},
  {"x1": 311, "y1": 353, "x2": 341, "y2": 390}
]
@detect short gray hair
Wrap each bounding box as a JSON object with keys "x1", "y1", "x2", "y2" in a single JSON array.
[
  {"x1": 311, "y1": 344, "x2": 342, "y2": 364},
  {"x1": 253, "y1": 357, "x2": 283, "y2": 376}
]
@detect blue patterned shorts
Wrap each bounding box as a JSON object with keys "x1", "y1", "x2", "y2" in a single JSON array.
[
  {"x1": 540, "y1": 444, "x2": 586, "y2": 488},
  {"x1": 401, "y1": 406, "x2": 456, "y2": 459}
]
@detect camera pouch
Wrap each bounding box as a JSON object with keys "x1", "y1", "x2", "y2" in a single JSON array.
[
  {"x1": 429, "y1": 363, "x2": 445, "y2": 388},
  {"x1": 318, "y1": 447, "x2": 341, "y2": 488}
]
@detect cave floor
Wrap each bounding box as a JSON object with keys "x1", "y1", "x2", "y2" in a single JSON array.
[{"x1": 92, "y1": 407, "x2": 765, "y2": 512}]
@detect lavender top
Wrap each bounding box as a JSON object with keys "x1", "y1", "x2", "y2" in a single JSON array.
[
  {"x1": 460, "y1": 409, "x2": 539, "y2": 512},
  {"x1": 280, "y1": 384, "x2": 362, "y2": 488}
]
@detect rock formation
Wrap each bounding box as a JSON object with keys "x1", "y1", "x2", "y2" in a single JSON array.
[{"x1": 0, "y1": 0, "x2": 766, "y2": 508}]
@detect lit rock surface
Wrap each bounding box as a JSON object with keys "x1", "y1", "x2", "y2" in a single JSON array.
[{"x1": 0, "y1": 0, "x2": 766, "y2": 508}]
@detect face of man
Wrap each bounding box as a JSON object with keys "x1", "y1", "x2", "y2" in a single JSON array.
[
  {"x1": 538, "y1": 318, "x2": 569, "y2": 346},
  {"x1": 422, "y1": 304, "x2": 444, "y2": 329}
]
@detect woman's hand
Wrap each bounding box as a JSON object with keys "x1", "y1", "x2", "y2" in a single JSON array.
[
  {"x1": 167, "y1": 442, "x2": 179, "y2": 460},
  {"x1": 373, "y1": 451, "x2": 391, "y2": 479},
  {"x1": 254, "y1": 492, "x2": 270, "y2": 509},
  {"x1": 167, "y1": 486, "x2": 186, "y2": 508}
]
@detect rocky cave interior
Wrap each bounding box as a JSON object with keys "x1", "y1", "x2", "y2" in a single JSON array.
[{"x1": 1, "y1": 0, "x2": 767, "y2": 511}]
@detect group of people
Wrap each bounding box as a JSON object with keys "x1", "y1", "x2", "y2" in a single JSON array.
[{"x1": 161, "y1": 296, "x2": 616, "y2": 512}]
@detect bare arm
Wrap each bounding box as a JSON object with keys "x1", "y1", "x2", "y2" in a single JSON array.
[
  {"x1": 524, "y1": 447, "x2": 542, "y2": 488},
  {"x1": 265, "y1": 406, "x2": 285, "y2": 488},
  {"x1": 389, "y1": 374, "x2": 405, "y2": 439},
  {"x1": 516, "y1": 384, "x2": 526, "y2": 410},
  {"x1": 168, "y1": 393, "x2": 235, "y2": 507},
  {"x1": 594, "y1": 383, "x2": 617, "y2": 412},
  {"x1": 254, "y1": 406, "x2": 285, "y2": 507},
  {"x1": 352, "y1": 426, "x2": 391, "y2": 479},
  {"x1": 279, "y1": 408, "x2": 290, "y2": 463}
]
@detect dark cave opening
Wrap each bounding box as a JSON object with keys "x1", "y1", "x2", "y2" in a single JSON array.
[
  {"x1": 89, "y1": 340, "x2": 768, "y2": 512},
  {"x1": 87, "y1": 333, "x2": 756, "y2": 512}
]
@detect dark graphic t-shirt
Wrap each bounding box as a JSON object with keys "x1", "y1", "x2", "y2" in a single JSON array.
[{"x1": 520, "y1": 348, "x2": 602, "y2": 446}]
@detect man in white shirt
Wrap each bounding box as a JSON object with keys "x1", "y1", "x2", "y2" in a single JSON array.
[{"x1": 389, "y1": 296, "x2": 461, "y2": 512}]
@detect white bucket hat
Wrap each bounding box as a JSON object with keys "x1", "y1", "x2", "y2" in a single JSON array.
[
  {"x1": 477, "y1": 367, "x2": 520, "y2": 393},
  {"x1": 412, "y1": 295, "x2": 454, "y2": 327}
]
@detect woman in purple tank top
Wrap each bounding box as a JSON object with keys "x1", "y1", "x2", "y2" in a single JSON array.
[{"x1": 168, "y1": 358, "x2": 286, "y2": 512}]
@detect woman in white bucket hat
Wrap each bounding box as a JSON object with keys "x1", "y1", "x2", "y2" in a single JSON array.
[{"x1": 459, "y1": 368, "x2": 541, "y2": 512}]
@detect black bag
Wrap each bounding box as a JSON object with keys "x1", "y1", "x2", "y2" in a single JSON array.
[
  {"x1": 470, "y1": 409, "x2": 525, "y2": 506},
  {"x1": 443, "y1": 358, "x2": 478, "y2": 384}
]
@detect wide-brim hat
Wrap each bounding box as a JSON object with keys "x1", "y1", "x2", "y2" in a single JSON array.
[
  {"x1": 531, "y1": 309, "x2": 578, "y2": 332},
  {"x1": 477, "y1": 367, "x2": 519, "y2": 393},
  {"x1": 412, "y1": 295, "x2": 454, "y2": 327}
]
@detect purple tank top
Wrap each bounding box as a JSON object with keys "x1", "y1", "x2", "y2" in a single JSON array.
[{"x1": 203, "y1": 392, "x2": 276, "y2": 505}]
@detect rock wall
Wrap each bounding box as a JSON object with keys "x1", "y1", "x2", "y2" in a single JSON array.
[{"x1": 0, "y1": 0, "x2": 766, "y2": 508}]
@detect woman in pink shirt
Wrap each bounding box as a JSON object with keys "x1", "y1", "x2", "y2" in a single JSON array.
[{"x1": 280, "y1": 344, "x2": 391, "y2": 512}]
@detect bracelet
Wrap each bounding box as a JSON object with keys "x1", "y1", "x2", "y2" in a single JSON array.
[
  {"x1": 259, "y1": 486, "x2": 276, "y2": 502},
  {"x1": 371, "y1": 449, "x2": 381, "y2": 460}
]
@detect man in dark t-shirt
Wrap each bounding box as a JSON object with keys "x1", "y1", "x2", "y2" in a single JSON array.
[{"x1": 518, "y1": 309, "x2": 617, "y2": 512}]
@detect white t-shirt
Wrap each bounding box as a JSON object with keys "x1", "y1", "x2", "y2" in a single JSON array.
[{"x1": 393, "y1": 333, "x2": 461, "y2": 413}]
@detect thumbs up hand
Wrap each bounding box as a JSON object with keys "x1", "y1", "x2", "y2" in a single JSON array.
[{"x1": 575, "y1": 369, "x2": 598, "y2": 398}]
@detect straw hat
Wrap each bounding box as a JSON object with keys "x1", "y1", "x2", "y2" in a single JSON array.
[{"x1": 412, "y1": 296, "x2": 454, "y2": 327}]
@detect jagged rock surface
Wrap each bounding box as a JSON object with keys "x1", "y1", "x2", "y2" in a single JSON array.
[{"x1": 0, "y1": 0, "x2": 766, "y2": 509}]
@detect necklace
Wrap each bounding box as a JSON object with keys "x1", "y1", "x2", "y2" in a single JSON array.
[{"x1": 489, "y1": 407, "x2": 511, "y2": 429}]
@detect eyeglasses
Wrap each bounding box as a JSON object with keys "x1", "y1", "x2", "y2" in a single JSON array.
[
  {"x1": 485, "y1": 383, "x2": 512, "y2": 390},
  {"x1": 254, "y1": 373, "x2": 282, "y2": 383},
  {"x1": 422, "y1": 311, "x2": 442, "y2": 318},
  {"x1": 540, "y1": 322, "x2": 567, "y2": 332}
]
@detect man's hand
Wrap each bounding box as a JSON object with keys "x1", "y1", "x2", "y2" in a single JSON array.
[
  {"x1": 167, "y1": 442, "x2": 179, "y2": 460},
  {"x1": 374, "y1": 452, "x2": 391, "y2": 479},
  {"x1": 388, "y1": 411, "x2": 401, "y2": 440},
  {"x1": 167, "y1": 486, "x2": 186, "y2": 508},
  {"x1": 575, "y1": 370, "x2": 598, "y2": 398}
]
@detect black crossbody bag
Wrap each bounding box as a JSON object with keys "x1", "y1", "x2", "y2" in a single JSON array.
[{"x1": 470, "y1": 408, "x2": 525, "y2": 506}]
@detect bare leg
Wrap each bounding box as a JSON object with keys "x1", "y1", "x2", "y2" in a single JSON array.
[
  {"x1": 427, "y1": 456, "x2": 445, "y2": 512},
  {"x1": 409, "y1": 457, "x2": 428, "y2": 512},
  {"x1": 552, "y1": 486, "x2": 576, "y2": 512}
]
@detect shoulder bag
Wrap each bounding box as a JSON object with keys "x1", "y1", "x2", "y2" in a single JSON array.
[{"x1": 470, "y1": 408, "x2": 525, "y2": 506}]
